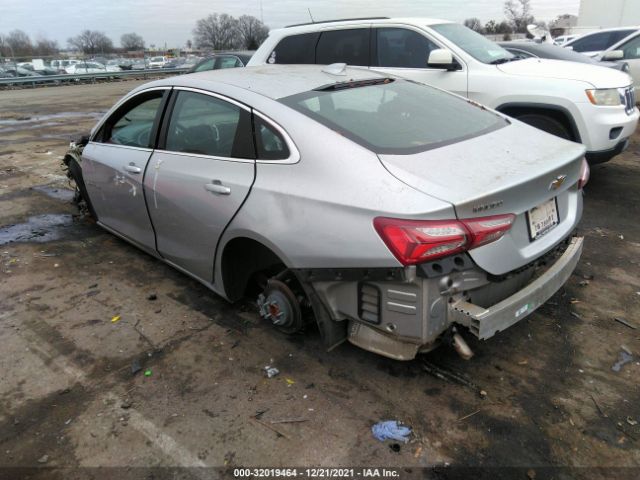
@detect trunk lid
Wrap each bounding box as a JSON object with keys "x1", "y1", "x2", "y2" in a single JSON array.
[{"x1": 377, "y1": 121, "x2": 586, "y2": 275}]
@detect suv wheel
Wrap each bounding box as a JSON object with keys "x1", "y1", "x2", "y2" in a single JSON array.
[{"x1": 515, "y1": 114, "x2": 572, "y2": 140}]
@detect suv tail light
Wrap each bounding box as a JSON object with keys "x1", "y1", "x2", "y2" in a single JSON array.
[
  {"x1": 578, "y1": 158, "x2": 590, "y2": 190},
  {"x1": 374, "y1": 214, "x2": 515, "y2": 266}
]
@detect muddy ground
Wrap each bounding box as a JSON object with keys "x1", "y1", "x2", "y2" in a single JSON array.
[{"x1": 0, "y1": 81, "x2": 639, "y2": 479}]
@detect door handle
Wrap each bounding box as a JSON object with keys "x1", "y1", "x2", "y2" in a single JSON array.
[
  {"x1": 124, "y1": 164, "x2": 141, "y2": 174},
  {"x1": 205, "y1": 181, "x2": 231, "y2": 195}
]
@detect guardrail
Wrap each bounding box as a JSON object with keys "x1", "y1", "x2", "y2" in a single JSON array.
[{"x1": 0, "y1": 67, "x2": 190, "y2": 87}]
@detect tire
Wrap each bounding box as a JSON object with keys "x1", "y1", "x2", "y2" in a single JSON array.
[{"x1": 515, "y1": 113, "x2": 572, "y2": 140}]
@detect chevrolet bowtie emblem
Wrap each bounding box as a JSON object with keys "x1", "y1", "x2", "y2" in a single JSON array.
[{"x1": 549, "y1": 175, "x2": 567, "y2": 190}]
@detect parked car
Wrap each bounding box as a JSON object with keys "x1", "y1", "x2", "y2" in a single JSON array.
[
  {"x1": 147, "y1": 56, "x2": 167, "y2": 68},
  {"x1": 108, "y1": 59, "x2": 133, "y2": 70},
  {"x1": 248, "y1": 17, "x2": 639, "y2": 164},
  {"x1": 65, "y1": 62, "x2": 121, "y2": 74},
  {"x1": 554, "y1": 34, "x2": 578, "y2": 46},
  {"x1": 130, "y1": 59, "x2": 148, "y2": 70},
  {"x1": 499, "y1": 41, "x2": 630, "y2": 73},
  {"x1": 3, "y1": 64, "x2": 41, "y2": 77},
  {"x1": 162, "y1": 58, "x2": 186, "y2": 69},
  {"x1": 18, "y1": 63, "x2": 61, "y2": 76},
  {"x1": 64, "y1": 65, "x2": 589, "y2": 360},
  {"x1": 0, "y1": 67, "x2": 16, "y2": 78},
  {"x1": 188, "y1": 52, "x2": 254, "y2": 73},
  {"x1": 50, "y1": 59, "x2": 81, "y2": 73},
  {"x1": 597, "y1": 30, "x2": 640, "y2": 90},
  {"x1": 563, "y1": 26, "x2": 639, "y2": 57}
]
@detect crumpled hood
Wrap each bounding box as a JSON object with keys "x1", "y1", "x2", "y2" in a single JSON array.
[{"x1": 496, "y1": 58, "x2": 632, "y2": 88}]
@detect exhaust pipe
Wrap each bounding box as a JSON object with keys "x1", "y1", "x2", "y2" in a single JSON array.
[{"x1": 452, "y1": 331, "x2": 474, "y2": 360}]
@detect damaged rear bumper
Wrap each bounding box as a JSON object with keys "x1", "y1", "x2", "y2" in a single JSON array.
[
  {"x1": 448, "y1": 236, "x2": 583, "y2": 340},
  {"x1": 303, "y1": 236, "x2": 584, "y2": 361}
]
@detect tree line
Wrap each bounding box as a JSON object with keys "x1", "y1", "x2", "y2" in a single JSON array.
[{"x1": 0, "y1": 13, "x2": 269, "y2": 58}]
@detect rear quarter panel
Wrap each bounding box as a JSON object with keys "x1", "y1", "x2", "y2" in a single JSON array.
[{"x1": 215, "y1": 101, "x2": 456, "y2": 272}]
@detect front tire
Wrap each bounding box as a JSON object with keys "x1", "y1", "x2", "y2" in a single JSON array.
[{"x1": 515, "y1": 114, "x2": 572, "y2": 140}]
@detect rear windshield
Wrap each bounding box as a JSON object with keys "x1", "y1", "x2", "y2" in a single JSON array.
[{"x1": 280, "y1": 79, "x2": 507, "y2": 154}]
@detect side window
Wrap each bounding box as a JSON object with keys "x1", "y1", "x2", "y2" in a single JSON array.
[
  {"x1": 216, "y1": 56, "x2": 242, "y2": 69},
  {"x1": 254, "y1": 116, "x2": 290, "y2": 160},
  {"x1": 316, "y1": 29, "x2": 370, "y2": 66},
  {"x1": 375, "y1": 28, "x2": 439, "y2": 68},
  {"x1": 270, "y1": 32, "x2": 320, "y2": 64},
  {"x1": 622, "y1": 35, "x2": 640, "y2": 59},
  {"x1": 610, "y1": 30, "x2": 636, "y2": 45},
  {"x1": 570, "y1": 32, "x2": 613, "y2": 52},
  {"x1": 165, "y1": 91, "x2": 253, "y2": 159},
  {"x1": 194, "y1": 58, "x2": 215, "y2": 72},
  {"x1": 101, "y1": 92, "x2": 163, "y2": 148}
]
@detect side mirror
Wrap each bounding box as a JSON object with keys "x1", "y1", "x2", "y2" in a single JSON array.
[
  {"x1": 428, "y1": 49, "x2": 458, "y2": 70},
  {"x1": 602, "y1": 50, "x2": 624, "y2": 61}
]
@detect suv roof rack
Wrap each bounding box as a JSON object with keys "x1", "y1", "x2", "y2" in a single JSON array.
[{"x1": 285, "y1": 17, "x2": 389, "y2": 28}]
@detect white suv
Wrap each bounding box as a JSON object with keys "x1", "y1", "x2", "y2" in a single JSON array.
[{"x1": 248, "y1": 17, "x2": 639, "y2": 164}]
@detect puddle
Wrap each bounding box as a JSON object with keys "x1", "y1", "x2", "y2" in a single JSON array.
[
  {"x1": 0, "y1": 214, "x2": 74, "y2": 245},
  {"x1": 0, "y1": 121, "x2": 69, "y2": 134},
  {"x1": 0, "y1": 112, "x2": 104, "y2": 134},
  {"x1": 31, "y1": 185, "x2": 75, "y2": 202},
  {"x1": 0, "y1": 112, "x2": 104, "y2": 126}
]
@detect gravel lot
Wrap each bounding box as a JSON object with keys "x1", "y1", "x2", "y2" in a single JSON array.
[{"x1": 1, "y1": 80, "x2": 639, "y2": 479}]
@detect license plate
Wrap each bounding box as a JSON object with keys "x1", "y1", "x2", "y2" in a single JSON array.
[{"x1": 527, "y1": 198, "x2": 559, "y2": 241}]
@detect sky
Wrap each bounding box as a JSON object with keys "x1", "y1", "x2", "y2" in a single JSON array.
[{"x1": 1, "y1": 0, "x2": 581, "y2": 48}]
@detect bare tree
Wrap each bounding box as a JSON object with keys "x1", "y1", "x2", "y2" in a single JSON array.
[
  {"x1": 186, "y1": 39, "x2": 193, "y2": 50},
  {"x1": 504, "y1": 0, "x2": 535, "y2": 33},
  {"x1": 237, "y1": 15, "x2": 269, "y2": 49},
  {"x1": 0, "y1": 35, "x2": 9, "y2": 57},
  {"x1": 34, "y1": 37, "x2": 59, "y2": 56},
  {"x1": 121, "y1": 32, "x2": 145, "y2": 51},
  {"x1": 193, "y1": 13, "x2": 242, "y2": 50},
  {"x1": 68, "y1": 30, "x2": 114, "y2": 54},
  {"x1": 6, "y1": 30, "x2": 33, "y2": 56},
  {"x1": 463, "y1": 18, "x2": 484, "y2": 34}
]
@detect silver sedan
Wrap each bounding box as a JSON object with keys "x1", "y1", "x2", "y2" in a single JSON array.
[{"x1": 64, "y1": 64, "x2": 589, "y2": 360}]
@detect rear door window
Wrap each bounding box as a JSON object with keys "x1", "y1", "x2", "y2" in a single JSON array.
[
  {"x1": 374, "y1": 28, "x2": 439, "y2": 68},
  {"x1": 165, "y1": 91, "x2": 253, "y2": 159},
  {"x1": 270, "y1": 32, "x2": 319, "y2": 64},
  {"x1": 316, "y1": 28, "x2": 370, "y2": 65}
]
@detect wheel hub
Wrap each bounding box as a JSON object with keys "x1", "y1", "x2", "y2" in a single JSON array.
[{"x1": 256, "y1": 278, "x2": 303, "y2": 333}]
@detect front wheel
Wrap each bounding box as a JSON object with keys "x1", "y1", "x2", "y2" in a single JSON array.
[{"x1": 515, "y1": 114, "x2": 572, "y2": 140}]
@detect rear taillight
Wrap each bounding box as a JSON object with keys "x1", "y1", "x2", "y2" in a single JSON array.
[
  {"x1": 578, "y1": 158, "x2": 590, "y2": 189},
  {"x1": 374, "y1": 214, "x2": 515, "y2": 266}
]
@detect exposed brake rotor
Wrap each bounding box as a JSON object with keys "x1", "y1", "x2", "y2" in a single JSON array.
[{"x1": 257, "y1": 278, "x2": 304, "y2": 334}]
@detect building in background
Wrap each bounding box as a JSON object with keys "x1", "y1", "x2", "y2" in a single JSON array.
[{"x1": 578, "y1": 0, "x2": 640, "y2": 28}]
